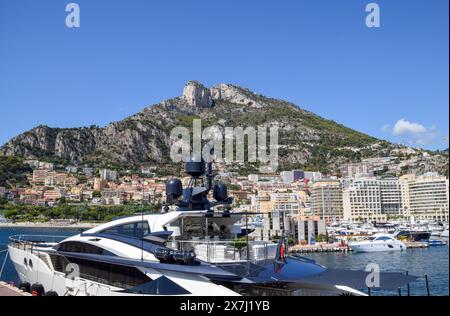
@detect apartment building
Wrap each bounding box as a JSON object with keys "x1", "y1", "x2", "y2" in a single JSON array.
[
  {"x1": 378, "y1": 178, "x2": 402, "y2": 216},
  {"x1": 294, "y1": 219, "x2": 326, "y2": 244},
  {"x1": 44, "y1": 173, "x2": 68, "y2": 187},
  {"x1": 43, "y1": 188, "x2": 65, "y2": 201},
  {"x1": 101, "y1": 189, "x2": 124, "y2": 205},
  {"x1": 400, "y1": 173, "x2": 449, "y2": 221},
  {"x1": 281, "y1": 170, "x2": 305, "y2": 184},
  {"x1": 343, "y1": 179, "x2": 386, "y2": 222},
  {"x1": 340, "y1": 162, "x2": 374, "y2": 178},
  {"x1": 310, "y1": 179, "x2": 343, "y2": 225},
  {"x1": 251, "y1": 191, "x2": 300, "y2": 239},
  {"x1": 303, "y1": 171, "x2": 323, "y2": 182},
  {"x1": 32, "y1": 169, "x2": 49, "y2": 184},
  {"x1": 100, "y1": 169, "x2": 118, "y2": 181}
]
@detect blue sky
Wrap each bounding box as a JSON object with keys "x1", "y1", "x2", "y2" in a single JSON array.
[{"x1": 0, "y1": 0, "x2": 448, "y2": 150}]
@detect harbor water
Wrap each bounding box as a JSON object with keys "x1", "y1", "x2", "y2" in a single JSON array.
[
  {"x1": 0, "y1": 227, "x2": 448, "y2": 296},
  {"x1": 299, "y1": 245, "x2": 449, "y2": 296}
]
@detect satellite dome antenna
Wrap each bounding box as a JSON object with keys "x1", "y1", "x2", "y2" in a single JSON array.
[{"x1": 164, "y1": 153, "x2": 233, "y2": 212}]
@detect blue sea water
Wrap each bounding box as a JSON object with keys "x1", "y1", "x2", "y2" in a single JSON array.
[
  {"x1": 1, "y1": 227, "x2": 448, "y2": 296},
  {"x1": 300, "y1": 245, "x2": 449, "y2": 296}
]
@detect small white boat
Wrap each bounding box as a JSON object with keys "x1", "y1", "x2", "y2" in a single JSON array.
[
  {"x1": 440, "y1": 229, "x2": 449, "y2": 238},
  {"x1": 349, "y1": 233, "x2": 406, "y2": 253}
]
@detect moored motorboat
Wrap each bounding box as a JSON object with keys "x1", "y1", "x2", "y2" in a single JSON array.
[{"x1": 349, "y1": 233, "x2": 406, "y2": 253}]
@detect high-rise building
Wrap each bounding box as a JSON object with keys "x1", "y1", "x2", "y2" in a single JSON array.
[
  {"x1": 251, "y1": 191, "x2": 300, "y2": 239},
  {"x1": 400, "y1": 173, "x2": 449, "y2": 221},
  {"x1": 378, "y1": 178, "x2": 402, "y2": 217},
  {"x1": 310, "y1": 180, "x2": 343, "y2": 225},
  {"x1": 343, "y1": 179, "x2": 386, "y2": 222}
]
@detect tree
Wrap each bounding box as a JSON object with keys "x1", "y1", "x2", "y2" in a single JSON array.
[
  {"x1": 5, "y1": 209, "x2": 19, "y2": 220},
  {"x1": 93, "y1": 191, "x2": 102, "y2": 198}
]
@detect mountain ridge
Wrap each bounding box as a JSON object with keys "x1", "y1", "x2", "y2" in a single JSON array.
[{"x1": 0, "y1": 81, "x2": 446, "y2": 175}]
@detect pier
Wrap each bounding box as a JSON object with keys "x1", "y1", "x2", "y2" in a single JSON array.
[
  {"x1": 404, "y1": 241, "x2": 429, "y2": 249},
  {"x1": 289, "y1": 243, "x2": 349, "y2": 254},
  {"x1": 0, "y1": 282, "x2": 31, "y2": 297},
  {"x1": 289, "y1": 241, "x2": 432, "y2": 254}
]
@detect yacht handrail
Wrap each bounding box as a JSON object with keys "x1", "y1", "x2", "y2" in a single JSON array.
[
  {"x1": 8, "y1": 235, "x2": 68, "y2": 246},
  {"x1": 176, "y1": 239, "x2": 278, "y2": 263}
]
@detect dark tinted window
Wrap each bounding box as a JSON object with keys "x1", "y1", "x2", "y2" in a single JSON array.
[
  {"x1": 375, "y1": 236, "x2": 392, "y2": 241},
  {"x1": 57, "y1": 241, "x2": 115, "y2": 256},
  {"x1": 49, "y1": 254, "x2": 152, "y2": 289},
  {"x1": 102, "y1": 221, "x2": 150, "y2": 239}
]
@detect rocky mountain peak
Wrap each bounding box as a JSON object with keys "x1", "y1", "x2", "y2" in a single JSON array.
[
  {"x1": 211, "y1": 83, "x2": 264, "y2": 109},
  {"x1": 2, "y1": 80, "x2": 447, "y2": 175},
  {"x1": 182, "y1": 80, "x2": 213, "y2": 108}
]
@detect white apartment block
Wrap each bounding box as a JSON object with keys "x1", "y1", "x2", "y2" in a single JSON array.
[
  {"x1": 400, "y1": 173, "x2": 449, "y2": 221},
  {"x1": 340, "y1": 162, "x2": 374, "y2": 178},
  {"x1": 343, "y1": 179, "x2": 386, "y2": 222},
  {"x1": 378, "y1": 179, "x2": 403, "y2": 216}
]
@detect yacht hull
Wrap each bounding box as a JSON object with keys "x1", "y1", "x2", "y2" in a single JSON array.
[
  {"x1": 7, "y1": 245, "x2": 239, "y2": 296},
  {"x1": 349, "y1": 242, "x2": 406, "y2": 253}
]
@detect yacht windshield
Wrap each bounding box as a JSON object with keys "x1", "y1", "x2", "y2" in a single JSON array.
[{"x1": 101, "y1": 221, "x2": 150, "y2": 239}]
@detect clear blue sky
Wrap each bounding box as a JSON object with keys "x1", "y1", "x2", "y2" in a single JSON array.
[{"x1": 0, "y1": 0, "x2": 448, "y2": 150}]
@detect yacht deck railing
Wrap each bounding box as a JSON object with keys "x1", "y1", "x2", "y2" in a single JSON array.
[
  {"x1": 8, "y1": 235, "x2": 67, "y2": 252},
  {"x1": 177, "y1": 240, "x2": 278, "y2": 263}
]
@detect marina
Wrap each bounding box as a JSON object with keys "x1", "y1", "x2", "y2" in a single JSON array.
[
  {"x1": 1, "y1": 227, "x2": 448, "y2": 296},
  {"x1": 0, "y1": 160, "x2": 436, "y2": 297}
]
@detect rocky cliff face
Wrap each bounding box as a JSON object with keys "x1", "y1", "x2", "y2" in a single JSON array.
[
  {"x1": 183, "y1": 81, "x2": 213, "y2": 108},
  {"x1": 1, "y1": 81, "x2": 445, "y2": 174}
]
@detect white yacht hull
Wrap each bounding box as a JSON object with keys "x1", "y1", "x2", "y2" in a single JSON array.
[
  {"x1": 349, "y1": 241, "x2": 406, "y2": 253},
  {"x1": 8, "y1": 246, "x2": 239, "y2": 296}
]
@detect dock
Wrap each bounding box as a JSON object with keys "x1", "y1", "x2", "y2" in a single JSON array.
[
  {"x1": 404, "y1": 241, "x2": 429, "y2": 248},
  {"x1": 0, "y1": 282, "x2": 31, "y2": 296},
  {"x1": 289, "y1": 243, "x2": 349, "y2": 254},
  {"x1": 289, "y1": 241, "x2": 431, "y2": 254}
]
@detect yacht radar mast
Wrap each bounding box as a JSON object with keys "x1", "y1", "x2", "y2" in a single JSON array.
[{"x1": 165, "y1": 157, "x2": 233, "y2": 212}]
